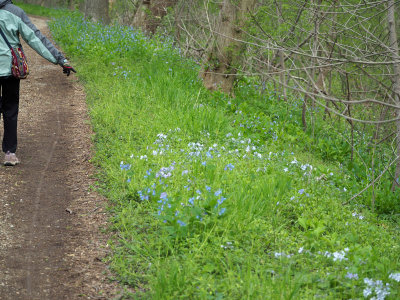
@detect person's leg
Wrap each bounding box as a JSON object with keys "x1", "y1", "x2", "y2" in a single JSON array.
[
  {"x1": 2, "y1": 77, "x2": 20, "y2": 154},
  {"x1": 0, "y1": 78, "x2": 2, "y2": 121}
]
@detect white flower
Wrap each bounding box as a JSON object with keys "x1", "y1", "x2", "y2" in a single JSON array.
[
  {"x1": 363, "y1": 278, "x2": 391, "y2": 300},
  {"x1": 345, "y1": 272, "x2": 359, "y2": 280},
  {"x1": 375, "y1": 285, "x2": 390, "y2": 300},
  {"x1": 352, "y1": 212, "x2": 364, "y2": 220},
  {"x1": 157, "y1": 133, "x2": 167, "y2": 139},
  {"x1": 284, "y1": 168, "x2": 288, "y2": 172},
  {"x1": 389, "y1": 273, "x2": 400, "y2": 282},
  {"x1": 274, "y1": 252, "x2": 292, "y2": 258},
  {"x1": 332, "y1": 251, "x2": 347, "y2": 262},
  {"x1": 363, "y1": 287, "x2": 372, "y2": 297}
]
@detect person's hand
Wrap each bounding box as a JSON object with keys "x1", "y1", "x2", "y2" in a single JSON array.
[{"x1": 62, "y1": 62, "x2": 76, "y2": 76}]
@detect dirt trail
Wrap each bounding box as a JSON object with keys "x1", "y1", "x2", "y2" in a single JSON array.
[{"x1": 0, "y1": 17, "x2": 119, "y2": 299}]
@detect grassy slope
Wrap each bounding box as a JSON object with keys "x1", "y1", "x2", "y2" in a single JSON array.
[{"x1": 18, "y1": 4, "x2": 400, "y2": 298}]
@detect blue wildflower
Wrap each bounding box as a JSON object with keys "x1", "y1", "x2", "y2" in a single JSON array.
[
  {"x1": 177, "y1": 220, "x2": 187, "y2": 227},
  {"x1": 206, "y1": 185, "x2": 212, "y2": 191},
  {"x1": 215, "y1": 189, "x2": 222, "y2": 196},
  {"x1": 219, "y1": 208, "x2": 226, "y2": 216},
  {"x1": 120, "y1": 161, "x2": 131, "y2": 170},
  {"x1": 298, "y1": 189, "x2": 305, "y2": 195},
  {"x1": 160, "y1": 192, "x2": 168, "y2": 199},
  {"x1": 218, "y1": 197, "x2": 226, "y2": 205},
  {"x1": 345, "y1": 272, "x2": 359, "y2": 280},
  {"x1": 188, "y1": 197, "x2": 195, "y2": 205},
  {"x1": 224, "y1": 163, "x2": 234, "y2": 171}
]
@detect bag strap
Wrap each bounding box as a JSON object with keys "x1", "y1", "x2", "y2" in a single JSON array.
[{"x1": 0, "y1": 27, "x2": 13, "y2": 50}]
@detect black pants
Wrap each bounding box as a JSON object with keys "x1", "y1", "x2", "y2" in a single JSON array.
[{"x1": 0, "y1": 77, "x2": 20, "y2": 153}]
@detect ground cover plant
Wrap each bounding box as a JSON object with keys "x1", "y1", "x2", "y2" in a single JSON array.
[
  {"x1": 25, "y1": 8, "x2": 400, "y2": 299},
  {"x1": 15, "y1": 1, "x2": 68, "y2": 18}
]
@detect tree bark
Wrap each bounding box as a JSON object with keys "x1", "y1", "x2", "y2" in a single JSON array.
[
  {"x1": 201, "y1": 0, "x2": 256, "y2": 95},
  {"x1": 387, "y1": 0, "x2": 400, "y2": 190},
  {"x1": 133, "y1": 0, "x2": 151, "y2": 31},
  {"x1": 84, "y1": 0, "x2": 110, "y2": 24},
  {"x1": 276, "y1": 1, "x2": 287, "y2": 101},
  {"x1": 133, "y1": 0, "x2": 177, "y2": 33}
]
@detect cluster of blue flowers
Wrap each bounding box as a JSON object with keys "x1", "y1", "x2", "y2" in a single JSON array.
[
  {"x1": 272, "y1": 246, "x2": 399, "y2": 299},
  {"x1": 118, "y1": 128, "x2": 343, "y2": 228},
  {"x1": 120, "y1": 154, "x2": 229, "y2": 231}
]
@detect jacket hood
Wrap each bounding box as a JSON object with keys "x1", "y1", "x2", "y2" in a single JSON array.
[{"x1": 0, "y1": 0, "x2": 12, "y2": 8}]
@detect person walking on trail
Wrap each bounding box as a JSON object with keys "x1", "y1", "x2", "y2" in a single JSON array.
[{"x1": 0, "y1": 0, "x2": 75, "y2": 166}]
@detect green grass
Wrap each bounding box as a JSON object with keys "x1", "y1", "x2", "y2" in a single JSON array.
[
  {"x1": 15, "y1": 1, "x2": 69, "y2": 18},
  {"x1": 18, "y1": 5, "x2": 400, "y2": 298}
]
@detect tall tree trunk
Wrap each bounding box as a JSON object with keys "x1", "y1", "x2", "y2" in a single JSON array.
[
  {"x1": 303, "y1": 0, "x2": 321, "y2": 132},
  {"x1": 201, "y1": 0, "x2": 256, "y2": 95},
  {"x1": 149, "y1": 0, "x2": 178, "y2": 33},
  {"x1": 276, "y1": 1, "x2": 287, "y2": 101},
  {"x1": 387, "y1": 0, "x2": 400, "y2": 190},
  {"x1": 323, "y1": 0, "x2": 338, "y2": 120},
  {"x1": 133, "y1": 0, "x2": 177, "y2": 33},
  {"x1": 85, "y1": 0, "x2": 110, "y2": 24},
  {"x1": 133, "y1": 0, "x2": 152, "y2": 31}
]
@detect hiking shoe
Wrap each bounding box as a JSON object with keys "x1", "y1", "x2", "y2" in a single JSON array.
[{"x1": 4, "y1": 151, "x2": 20, "y2": 166}]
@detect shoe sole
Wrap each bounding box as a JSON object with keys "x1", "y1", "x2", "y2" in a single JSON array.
[{"x1": 4, "y1": 161, "x2": 19, "y2": 166}]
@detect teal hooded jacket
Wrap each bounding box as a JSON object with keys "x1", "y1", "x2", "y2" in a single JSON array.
[{"x1": 0, "y1": 0, "x2": 66, "y2": 77}]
